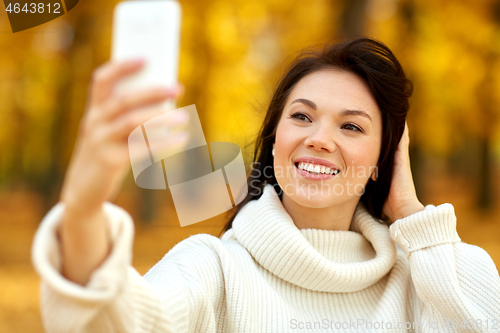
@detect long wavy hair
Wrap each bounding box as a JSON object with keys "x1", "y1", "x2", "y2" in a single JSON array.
[{"x1": 219, "y1": 37, "x2": 413, "y2": 237}]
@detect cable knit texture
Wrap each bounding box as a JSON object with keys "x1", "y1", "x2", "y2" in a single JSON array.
[{"x1": 32, "y1": 184, "x2": 500, "y2": 332}]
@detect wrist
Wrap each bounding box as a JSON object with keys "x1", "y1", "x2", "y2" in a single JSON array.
[
  {"x1": 394, "y1": 201, "x2": 425, "y2": 221},
  {"x1": 58, "y1": 193, "x2": 105, "y2": 235},
  {"x1": 60, "y1": 186, "x2": 104, "y2": 219},
  {"x1": 58, "y1": 204, "x2": 110, "y2": 286},
  {"x1": 58, "y1": 202, "x2": 105, "y2": 238}
]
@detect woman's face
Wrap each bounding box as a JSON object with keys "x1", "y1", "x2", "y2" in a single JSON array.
[{"x1": 273, "y1": 68, "x2": 382, "y2": 209}]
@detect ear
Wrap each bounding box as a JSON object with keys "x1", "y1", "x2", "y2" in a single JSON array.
[{"x1": 370, "y1": 170, "x2": 377, "y2": 182}]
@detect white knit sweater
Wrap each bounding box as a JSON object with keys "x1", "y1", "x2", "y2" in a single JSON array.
[{"x1": 32, "y1": 184, "x2": 500, "y2": 332}]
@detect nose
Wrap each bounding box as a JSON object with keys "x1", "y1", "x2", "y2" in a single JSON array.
[{"x1": 303, "y1": 124, "x2": 338, "y2": 153}]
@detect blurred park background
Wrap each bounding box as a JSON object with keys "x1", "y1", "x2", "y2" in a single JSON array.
[{"x1": 1, "y1": 0, "x2": 500, "y2": 331}]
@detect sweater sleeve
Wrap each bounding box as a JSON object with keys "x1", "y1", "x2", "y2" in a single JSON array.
[
  {"x1": 389, "y1": 203, "x2": 500, "y2": 332},
  {"x1": 31, "y1": 202, "x2": 191, "y2": 333}
]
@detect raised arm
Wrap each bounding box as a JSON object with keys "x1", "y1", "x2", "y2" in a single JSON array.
[
  {"x1": 57, "y1": 58, "x2": 187, "y2": 285},
  {"x1": 32, "y1": 59, "x2": 191, "y2": 332}
]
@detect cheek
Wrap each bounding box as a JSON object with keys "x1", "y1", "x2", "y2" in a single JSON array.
[
  {"x1": 343, "y1": 140, "x2": 380, "y2": 171},
  {"x1": 274, "y1": 121, "x2": 300, "y2": 154}
]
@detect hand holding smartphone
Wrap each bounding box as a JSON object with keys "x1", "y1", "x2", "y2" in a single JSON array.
[{"x1": 56, "y1": 1, "x2": 186, "y2": 286}]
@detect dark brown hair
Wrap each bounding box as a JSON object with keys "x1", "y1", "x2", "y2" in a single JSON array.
[{"x1": 219, "y1": 37, "x2": 413, "y2": 237}]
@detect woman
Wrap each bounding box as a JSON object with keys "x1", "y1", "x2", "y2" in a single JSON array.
[{"x1": 32, "y1": 38, "x2": 500, "y2": 332}]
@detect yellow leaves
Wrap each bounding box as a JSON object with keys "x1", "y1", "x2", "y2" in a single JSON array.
[
  {"x1": 18, "y1": 79, "x2": 55, "y2": 119},
  {"x1": 178, "y1": 48, "x2": 196, "y2": 83},
  {"x1": 414, "y1": 104, "x2": 453, "y2": 156},
  {"x1": 204, "y1": 68, "x2": 264, "y2": 151},
  {"x1": 237, "y1": 2, "x2": 269, "y2": 36},
  {"x1": 442, "y1": 2, "x2": 496, "y2": 49},
  {"x1": 2, "y1": 0, "x2": 499, "y2": 182},
  {"x1": 206, "y1": 1, "x2": 246, "y2": 58},
  {"x1": 366, "y1": 0, "x2": 500, "y2": 156}
]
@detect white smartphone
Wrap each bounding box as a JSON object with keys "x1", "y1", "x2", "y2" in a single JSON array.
[{"x1": 111, "y1": 0, "x2": 181, "y2": 109}]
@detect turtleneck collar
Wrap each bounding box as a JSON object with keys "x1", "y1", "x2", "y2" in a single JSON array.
[{"x1": 229, "y1": 184, "x2": 397, "y2": 292}]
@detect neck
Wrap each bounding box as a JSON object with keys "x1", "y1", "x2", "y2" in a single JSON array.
[{"x1": 282, "y1": 194, "x2": 360, "y2": 231}]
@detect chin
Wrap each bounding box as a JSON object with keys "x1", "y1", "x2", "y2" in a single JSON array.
[
  {"x1": 281, "y1": 183, "x2": 340, "y2": 208},
  {"x1": 296, "y1": 197, "x2": 334, "y2": 209}
]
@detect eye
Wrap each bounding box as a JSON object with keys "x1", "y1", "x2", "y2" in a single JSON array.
[
  {"x1": 290, "y1": 112, "x2": 311, "y2": 122},
  {"x1": 341, "y1": 123, "x2": 363, "y2": 132}
]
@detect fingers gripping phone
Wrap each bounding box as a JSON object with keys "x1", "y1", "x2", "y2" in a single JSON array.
[{"x1": 111, "y1": 0, "x2": 181, "y2": 110}]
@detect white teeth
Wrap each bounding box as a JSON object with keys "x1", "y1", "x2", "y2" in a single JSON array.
[{"x1": 296, "y1": 162, "x2": 339, "y2": 175}]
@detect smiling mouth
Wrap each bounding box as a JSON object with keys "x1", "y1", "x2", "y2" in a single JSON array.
[{"x1": 294, "y1": 162, "x2": 340, "y2": 176}]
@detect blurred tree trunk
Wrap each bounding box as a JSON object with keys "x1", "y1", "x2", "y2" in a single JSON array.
[
  {"x1": 398, "y1": 0, "x2": 425, "y2": 201},
  {"x1": 39, "y1": 63, "x2": 71, "y2": 211},
  {"x1": 477, "y1": 137, "x2": 493, "y2": 210},
  {"x1": 10, "y1": 98, "x2": 26, "y2": 186},
  {"x1": 475, "y1": 50, "x2": 496, "y2": 210},
  {"x1": 473, "y1": 0, "x2": 500, "y2": 211}
]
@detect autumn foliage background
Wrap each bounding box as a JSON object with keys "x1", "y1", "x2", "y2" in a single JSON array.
[{"x1": 1, "y1": 0, "x2": 500, "y2": 331}]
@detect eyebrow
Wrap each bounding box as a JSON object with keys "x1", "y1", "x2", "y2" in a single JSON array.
[{"x1": 290, "y1": 98, "x2": 372, "y2": 122}]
